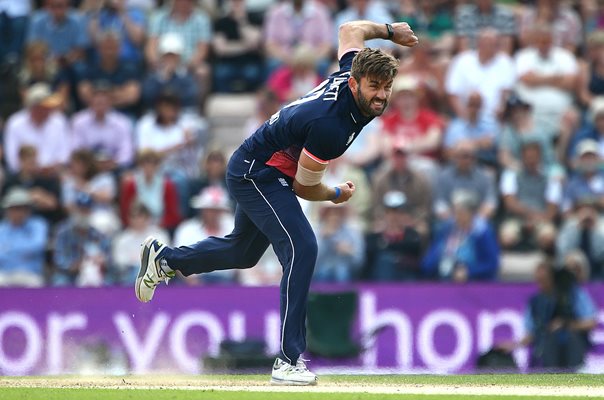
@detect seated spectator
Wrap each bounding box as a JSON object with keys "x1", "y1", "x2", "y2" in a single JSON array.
[
  {"x1": 4, "y1": 83, "x2": 71, "y2": 174},
  {"x1": 396, "y1": 0, "x2": 453, "y2": 42},
  {"x1": 268, "y1": 45, "x2": 323, "y2": 104},
  {"x1": 243, "y1": 88, "x2": 281, "y2": 137},
  {"x1": 577, "y1": 31, "x2": 604, "y2": 107},
  {"x1": 454, "y1": 0, "x2": 516, "y2": 54},
  {"x1": 501, "y1": 262, "x2": 597, "y2": 369},
  {"x1": 265, "y1": 0, "x2": 333, "y2": 77},
  {"x1": 3, "y1": 146, "x2": 63, "y2": 225},
  {"x1": 564, "y1": 97, "x2": 604, "y2": 160},
  {"x1": 0, "y1": 0, "x2": 31, "y2": 62},
  {"x1": 498, "y1": 94, "x2": 558, "y2": 174},
  {"x1": 27, "y1": 0, "x2": 88, "y2": 71},
  {"x1": 372, "y1": 142, "x2": 432, "y2": 236},
  {"x1": 120, "y1": 149, "x2": 181, "y2": 231},
  {"x1": 364, "y1": 191, "x2": 423, "y2": 281},
  {"x1": 86, "y1": 0, "x2": 146, "y2": 65},
  {"x1": 557, "y1": 196, "x2": 604, "y2": 281},
  {"x1": 499, "y1": 140, "x2": 561, "y2": 253},
  {"x1": 18, "y1": 41, "x2": 70, "y2": 109},
  {"x1": 444, "y1": 92, "x2": 497, "y2": 165},
  {"x1": 335, "y1": 0, "x2": 391, "y2": 52},
  {"x1": 434, "y1": 140, "x2": 498, "y2": 221},
  {"x1": 188, "y1": 149, "x2": 229, "y2": 216},
  {"x1": 142, "y1": 33, "x2": 198, "y2": 110},
  {"x1": 314, "y1": 203, "x2": 364, "y2": 283},
  {"x1": 78, "y1": 30, "x2": 141, "y2": 116},
  {"x1": 564, "y1": 249, "x2": 592, "y2": 284},
  {"x1": 515, "y1": 23, "x2": 578, "y2": 137},
  {"x1": 380, "y1": 75, "x2": 443, "y2": 173},
  {"x1": 445, "y1": 28, "x2": 515, "y2": 124},
  {"x1": 72, "y1": 82, "x2": 134, "y2": 171},
  {"x1": 146, "y1": 0, "x2": 212, "y2": 100},
  {"x1": 112, "y1": 202, "x2": 169, "y2": 284},
  {"x1": 53, "y1": 192, "x2": 112, "y2": 286},
  {"x1": 174, "y1": 186, "x2": 236, "y2": 284},
  {"x1": 422, "y1": 190, "x2": 499, "y2": 282},
  {"x1": 62, "y1": 149, "x2": 119, "y2": 234},
  {"x1": 518, "y1": 0, "x2": 582, "y2": 53},
  {"x1": 212, "y1": 0, "x2": 264, "y2": 93},
  {"x1": 562, "y1": 139, "x2": 604, "y2": 212},
  {"x1": 0, "y1": 187, "x2": 48, "y2": 287}
]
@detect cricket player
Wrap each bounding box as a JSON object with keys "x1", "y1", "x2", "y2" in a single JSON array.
[{"x1": 136, "y1": 20, "x2": 418, "y2": 385}]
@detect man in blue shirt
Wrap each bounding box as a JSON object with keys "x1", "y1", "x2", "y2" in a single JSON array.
[{"x1": 136, "y1": 20, "x2": 418, "y2": 385}]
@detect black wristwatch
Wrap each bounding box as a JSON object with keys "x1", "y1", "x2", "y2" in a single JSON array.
[{"x1": 385, "y1": 23, "x2": 394, "y2": 40}]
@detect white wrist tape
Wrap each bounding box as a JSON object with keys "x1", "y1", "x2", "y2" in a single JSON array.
[{"x1": 295, "y1": 164, "x2": 325, "y2": 186}]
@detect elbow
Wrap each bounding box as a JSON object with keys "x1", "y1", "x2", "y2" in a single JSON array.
[{"x1": 338, "y1": 22, "x2": 361, "y2": 42}]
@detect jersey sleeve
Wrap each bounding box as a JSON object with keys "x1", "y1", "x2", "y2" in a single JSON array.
[
  {"x1": 337, "y1": 49, "x2": 360, "y2": 74},
  {"x1": 303, "y1": 118, "x2": 344, "y2": 163}
]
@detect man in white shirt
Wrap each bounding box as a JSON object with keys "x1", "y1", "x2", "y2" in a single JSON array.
[
  {"x1": 445, "y1": 28, "x2": 515, "y2": 124},
  {"x1": 4, "y1": 83, "x2": 71, "y2": 174},
  {"x1": 515, "y1": 23, "x2": 578, "y2": 136}
]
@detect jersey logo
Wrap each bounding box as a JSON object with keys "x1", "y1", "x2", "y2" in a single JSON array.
[
  {"x1": 346, "y1": 132, "x2": 356, "y2": 146},
  {"x1": 278, "y1": 178, "x2": 289, "y2": 187}
]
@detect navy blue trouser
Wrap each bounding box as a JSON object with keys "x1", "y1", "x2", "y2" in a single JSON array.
[{"x1": 161, "y1": 147, "x2": 318, "y2": 364}]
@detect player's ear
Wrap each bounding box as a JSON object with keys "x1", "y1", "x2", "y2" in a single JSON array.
[{"x1": 348, "y1": 76, "x2": 359, "y2": 92}]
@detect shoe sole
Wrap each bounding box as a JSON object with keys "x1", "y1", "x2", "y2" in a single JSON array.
[
  {"x1": 270, "y1": 377, "x2": 318, "y2": 386},
  {"x1": 135, "y1": 237, "x2": 154, "y2": 303}
]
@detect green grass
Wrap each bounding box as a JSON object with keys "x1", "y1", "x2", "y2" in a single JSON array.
[{"x1": 0, "y1": 389, "x2": 595, "y2": 400}]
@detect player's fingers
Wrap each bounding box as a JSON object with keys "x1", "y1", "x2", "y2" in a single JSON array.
[{"x1": 346, "y1": 181, "x2": 355, "y2": 189}]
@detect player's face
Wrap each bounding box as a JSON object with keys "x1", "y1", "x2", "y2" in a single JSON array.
[{"x1": 355, "y1": 76, "x2": 393, "y2": 117}]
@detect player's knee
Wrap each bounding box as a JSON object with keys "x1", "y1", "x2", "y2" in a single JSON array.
[{"x1": 298, "y1": 234, "x2": 318, "y2": 260}]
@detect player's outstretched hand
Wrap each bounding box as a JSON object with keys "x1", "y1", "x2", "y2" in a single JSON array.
[
  {"x1": 332, "y1": 181, "x2": 355, "y2": 204},
  {"x1": 390, "y1": 22, "x2": 419, "y2": 48}
]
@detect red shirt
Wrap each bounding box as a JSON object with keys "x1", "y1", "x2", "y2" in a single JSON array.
[{"x1": 380, "y1": 108, "x2": 443, "y2": 159}]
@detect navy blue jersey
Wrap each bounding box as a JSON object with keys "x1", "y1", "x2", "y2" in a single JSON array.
[{"x1": 241, "y1": 50, "x2": 373, "y2": 178}]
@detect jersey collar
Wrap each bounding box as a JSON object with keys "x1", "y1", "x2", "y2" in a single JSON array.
[{"x1": 346, "y1": 87, "x2": 373, "y2": 126}]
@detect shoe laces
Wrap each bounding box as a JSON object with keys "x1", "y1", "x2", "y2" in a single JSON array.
[
  {"x1": 157, "y1": 260, "x2": 175, "y2": 285},
  {"x1": 294, "y1": 358, "x2": 310, "y2": 372}
]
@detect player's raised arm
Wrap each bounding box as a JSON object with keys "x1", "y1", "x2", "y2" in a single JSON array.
[
  {"x1": 293, "y1": 150, "x2": 354, "y2": 204},
  {"x1": 337, "y1": 20, "x2": 419, "y2": 59}
]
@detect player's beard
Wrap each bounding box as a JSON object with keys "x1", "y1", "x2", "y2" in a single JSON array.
[{"x1": 356, "y1": 86, "x2": 388, "y2": 117}]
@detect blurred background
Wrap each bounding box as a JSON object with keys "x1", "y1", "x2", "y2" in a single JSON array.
[{"x1": 0, "y1": 0, "x2": 603, "y2": 377}]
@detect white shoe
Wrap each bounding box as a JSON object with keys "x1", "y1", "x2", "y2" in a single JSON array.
[
  {"x1": 270, "y1": 357, "x2": 317, "y2": 386},
  {"x1": 135, "y1": 236, "x2": 174, "y2": 303}
]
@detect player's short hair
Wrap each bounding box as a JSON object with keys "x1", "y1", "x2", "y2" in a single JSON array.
[{"x1": 350, "y1": 48, "x2": 399, "y2": 83}]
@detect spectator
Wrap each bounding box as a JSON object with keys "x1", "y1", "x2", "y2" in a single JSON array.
[
  {"x1": 146, "y1": 0, "x2": 212, "y2": 99},
  {"x1": 364, "y1": 190, "x2": 423, "y2": 281},
  {"x1": 0, "y1": 0, "x2": 31, "y2": 62},
  {"x1": 445, "y1": 28, "x2": 515, "y2": 124},
  {"x1": 243, "y1": 87, "x2": 281, "y2": 136},
  {"x1": 372, "y1": 141, "x2": 432, "y2": 236},
  {"x1": 499, "y1": 140, "x2": 561, "y2": 253},
  {"x1": 380, "y1": 75, "x2": 443, "y2": 173},
  {"x1": 515, "y1": 23, "x2": 578, "y2": 136},
  {"x1": 564, "y1": 97, "x2": 604, "y2": 160},
  {"x1": 444, "y1": 91, "x2": 498, "y2": 165},
  {"x1": 72, "y1": 82, "x2": 135, "y2": 170},
  {"x1": 77, "y1": 30, "x2": 141, "y2": 116},
  {"x1": 498, "y1": 94, "x2": 559, "y2": 174},
  {"x1": 396, "y1": 0, "x2": 453, "y2": 42},
  {"x1": 422, "y1": 190, "x2": 500, "y2": 282},
  {"x1": 27, "y1": 0, "x2": 88, "y2": 69},
  {"x1": 563, "y1": 139, "x2": 604, "y2": 212},
  {"x1": 18, "y1": 41, "x2": 70, "y2": 108},
  {"x1": 4, "y1": 83, "x2": 71, "y2": 174},
  {"x1": 518, "y1": 0, "x2": 582, "y2": 53},
  {"x1": 142, "y1": 33, "x2": 199, "y2": 110},
  {"x1": 86, "y1": 0, "x2": 146, "y2": 65},
  {"x1": 53, "y1": 192, "x2": 112, "y2": 286},
  {"x1": 212, "y1": 0, "x2": 263, "y2": 93},
  {"x1": 501, "y1": 262, "x2": 597, "y2": 369},
  {"x1": 314, "y1": 203, "x2": 364, "y2": 283},
  {"x1": 120, "y1": 149, "x2": 181, "y2": 231},
  {"x1": 173, "y1": 186, "x2": 236, "y2": 284},
  {"x1": 454, "y1": 0, "x2": 516, "y2": 54},
  {"x1": 264, "y1": 0, "x2": 333, "y2": 76},
  {"x1": 3, "y1": 146, "x2": 63, "y2": 225},
  {"x1": 335, "y1": 0, "x2": 391, "y2": 52},
  {"x1": 0, "y1": 187, "x2": 48, "y2": 287},
  {"x1": 434, "y1": 140, "x2": 498, "y2": 221},
  {"x1": 188, "y1": 149, "x2": 229, "y2": 216},
  {"x1": 564, "y1": 249, "x2": 592, "y2": 284},
  {"x1": 577, "y1": 31, "x2": 604, "y2": 107},
  {"x1": 557, "y1": 196, "x2": 604, "y2": 281},
  {"x1": 267, "y1": 45, "x2": 323, "y2": 104},
  {"x1": 112, "y1": 202, "x2": 169, "y2": 284}
]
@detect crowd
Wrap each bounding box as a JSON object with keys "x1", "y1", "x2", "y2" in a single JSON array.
[{"x1": 0, "y1": 0, "x2": 603, "y2": 288}]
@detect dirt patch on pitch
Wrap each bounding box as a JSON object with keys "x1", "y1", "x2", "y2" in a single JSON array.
[{"x1": 1, "y1": 376, "x2": 604, "y2": 397}]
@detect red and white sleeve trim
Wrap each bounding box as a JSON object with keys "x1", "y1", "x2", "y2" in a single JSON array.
[{"x1": 302, "y1": 148, "x2": 329, "y2": 165}]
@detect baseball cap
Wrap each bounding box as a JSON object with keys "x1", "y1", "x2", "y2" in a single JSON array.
[
  {"x1": 590, "y1": 96, "x2": 604, "y2": 121},
  {"x1": 383, "y1": 190, "x2": 411, "y2": 211},
  {"x1": 25, "y1": 83, "x2": 62, "y2": 108},
  {"x1": 576, "y1": 139, "x2": 600, "y2": 157},
  {"x1": 159, "y1": 33, "x2": 185, "y2": 56},
  {"x1": 2, "y1": 187, "x2": 32, "y2": 209},
  {"x1": 190, "y1": 186, "x2": 230, "y2": 210},
  {"x1": 392, "y1": 75, "x2": 419, "y2": 94}
]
